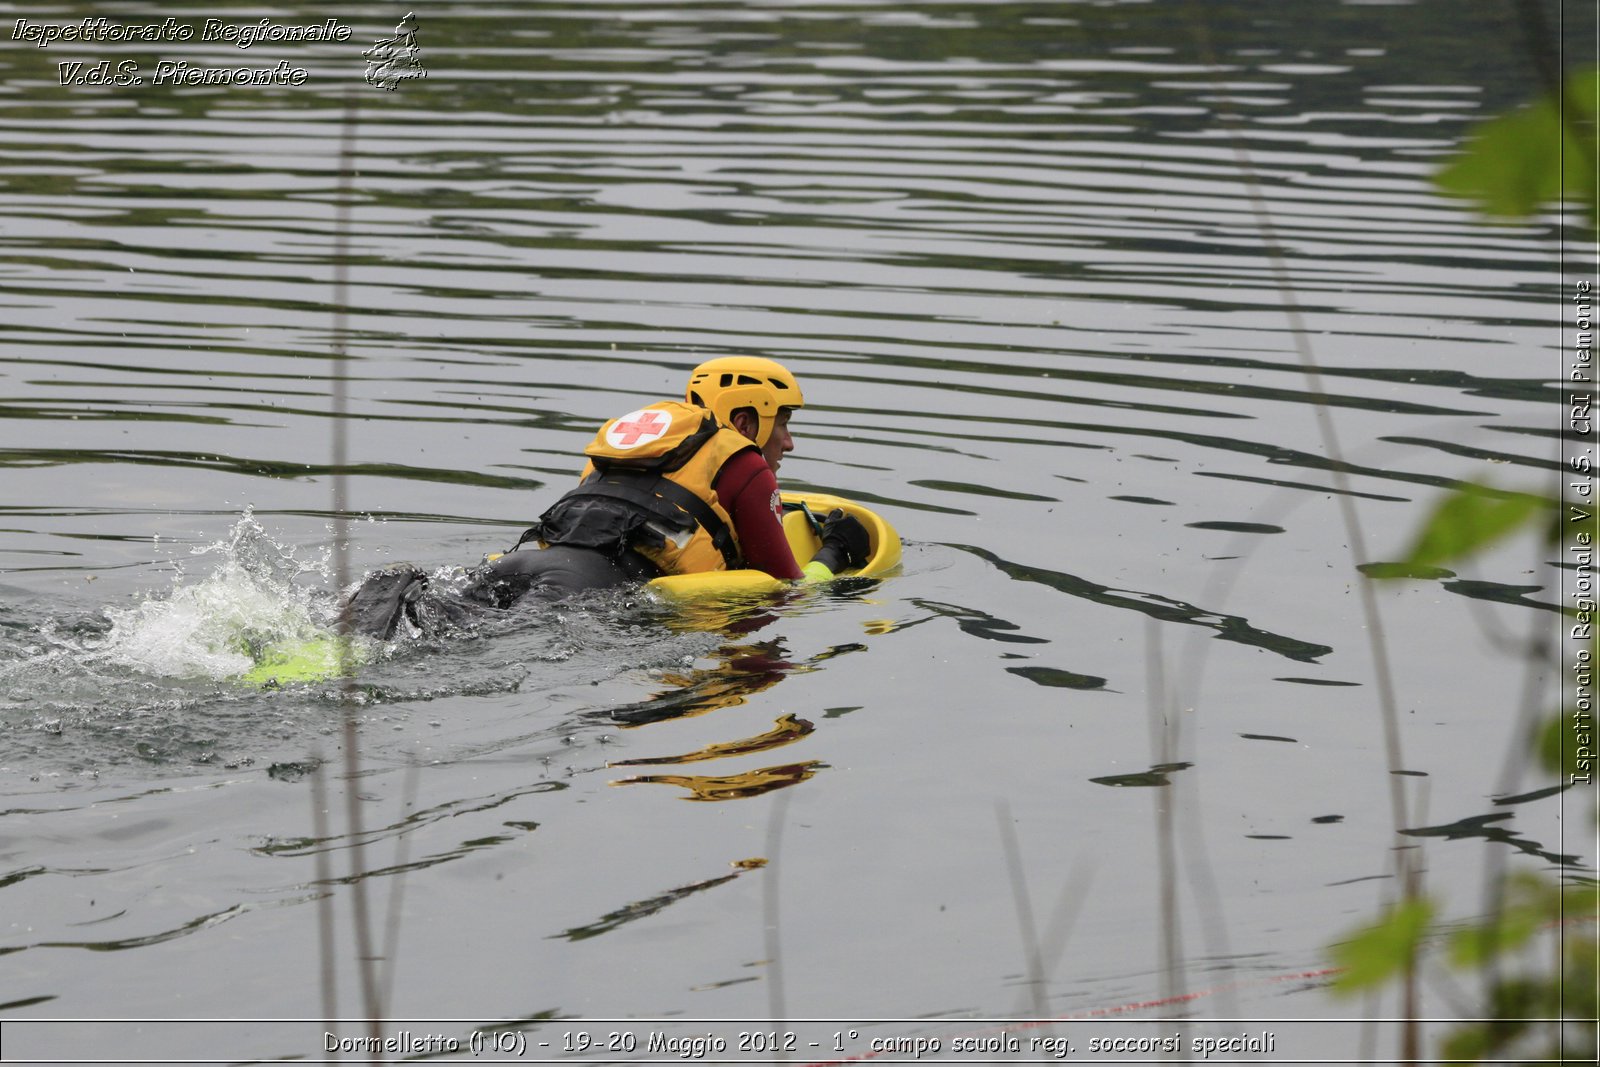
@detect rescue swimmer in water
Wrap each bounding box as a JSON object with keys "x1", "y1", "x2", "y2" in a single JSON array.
[{"x1": 346, "y1": 357, "x2": 873, "y2": 640}]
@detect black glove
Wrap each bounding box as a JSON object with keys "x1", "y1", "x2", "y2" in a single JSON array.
[
  {"x1": 346, "y1": 563, "x2": 428, "y2": 640},
  {"x1": 812, "y1": 508, "x2": 870, "y2": 574}
]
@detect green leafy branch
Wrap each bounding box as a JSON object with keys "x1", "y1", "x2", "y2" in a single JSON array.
[
  {"x1": 1324, "y1": 59, "x2": 1599, "y2": 1060},
  {"x1": 1435, "y1": 65, "x2": 1599, "y2": 231}
]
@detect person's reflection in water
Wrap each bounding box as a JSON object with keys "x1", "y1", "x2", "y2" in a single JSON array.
[{"x1": 601, "y1": 631, "x2": 870, "y2": 801}]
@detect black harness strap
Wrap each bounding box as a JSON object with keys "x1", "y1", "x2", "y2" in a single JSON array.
[{"x1": 572, "y1": 471, "x2": 741, "y2": 569}]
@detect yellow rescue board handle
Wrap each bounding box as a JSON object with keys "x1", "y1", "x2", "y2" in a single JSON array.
[{"x1": 648, "y1": 491, "x2": 900, "y2": 599}]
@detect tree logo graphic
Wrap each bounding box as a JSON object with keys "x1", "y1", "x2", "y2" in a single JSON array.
[{"x1": 363, "y1": 12, "x2": 426, "y2": 91}]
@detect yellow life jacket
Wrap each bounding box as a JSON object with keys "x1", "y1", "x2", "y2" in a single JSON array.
[{"x1": 520, "y1": 401, "x2": 757, "y2": 575}]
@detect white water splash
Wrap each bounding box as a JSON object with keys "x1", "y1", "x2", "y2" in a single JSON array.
[{"x1": 97, "y1": 510, "x2": 337, "y2": 681}]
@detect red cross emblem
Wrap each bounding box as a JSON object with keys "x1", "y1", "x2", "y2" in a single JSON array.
[{"x1": 607, "y1": 409, "x2": 669, "y2": 449}]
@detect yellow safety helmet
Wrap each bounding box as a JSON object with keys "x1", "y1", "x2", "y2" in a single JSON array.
[{"x1": 685, "y1": 356, "x2": 804, "y2": 448}]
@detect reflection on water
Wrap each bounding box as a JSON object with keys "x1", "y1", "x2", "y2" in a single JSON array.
[
  {"x1": 1402, "y1": 812, "x2": 1582, "y2": 868},
  {"x1": 556, "y1": 870, "x2": 745, "y2": 943},
  {"x1": 613, "y1": 760, "x2": 823, "y2": 802},
  {"x1": 953, "y1": 543, "x2": 1334, "y2": 662},
  {"x1": 0, "y1": 0, "x2": 1589, "y2": 1054},
  {"x1": 1090, "y1": 761, "x2": 1194, "y2": 788},
  {"x1": 600, "y1": 637, "x2": 800, "y2": 727},
  {"x1": 610, "y1": 712, "x2": 814, "y2": 766}
]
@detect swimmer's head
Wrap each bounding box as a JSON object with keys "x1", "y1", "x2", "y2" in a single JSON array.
[{"x1": 687, "y1": 357, "x2": 804, "y2": 472}]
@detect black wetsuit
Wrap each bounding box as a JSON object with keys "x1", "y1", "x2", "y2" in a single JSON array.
[{"x1": 347, "y1": 545, "x2": 657, "y2": 641}]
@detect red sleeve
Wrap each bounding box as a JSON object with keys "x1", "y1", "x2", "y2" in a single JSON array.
[{"x1": 714, "y1": 450, "x2": 803, "y2": 580}]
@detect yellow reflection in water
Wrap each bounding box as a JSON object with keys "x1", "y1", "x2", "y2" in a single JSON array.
[
  {"x1": 612, "y1": 760, "x2": 820, "y2": 801},
  {"x1": 609, "y1": 713, "x2": 814, "y2": 767}
]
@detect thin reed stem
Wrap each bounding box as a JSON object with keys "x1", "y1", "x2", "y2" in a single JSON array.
[
  {"x1": 763, "y1": 788, "x2": 792, "y2": 1051},
  {"x1": 1034, "y1": 865, "x2": 1093, "y2": 994},
  {"x1": 310, "y1": 751, "x2": 337, "y2": 1034},
  {"x1": 1180, "y1": 6, "x2": 1420, "y2": 1058},
  {"x1": 330, "y1": 89, "x2": 384, "y2": 1044},
  {"x1": 380, "y1": 761, "x2": 424, "y2": 1013},
  {"x1": 1178, "y1": 0, "x2": 1411, "y2": 847},
  {"x1": 995, "y1": 800, "x2": 1049, "y2": 1022},
  {"x1": 1146, "y1": 624, "x2": 1186, "y2": 1043}
]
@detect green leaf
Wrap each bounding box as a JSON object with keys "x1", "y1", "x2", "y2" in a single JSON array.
[
  {"x1": 1565, "y1": 882, "x2": 1600, "y2": 920},
  {"x1": 1439, "y1": 1020, "x2": 1497, "y2": 1063},
  {"x1": 1448, "y1": 873, "x2": 1556, "y2": 967},
  {"x1": 1536, "y1": 714, "x2": 1577, "y2": 780},
  {"x1": 1330, "y1": 895, "x2": 1435, "y2": 995},
  {"x1": 1356, "y1": 561, "x2": 1455, "y2": 581},
  {"x1": 1435, "y1": 66, "x2": 1600, "y2": 230},
  {"x1": 1536, "y1": 630, "x2": 1600, "y2": 780},
  {"x1": 1560, "y1": 932, "x2": 1599, "y2": 1021},
  {"x1": 1536, "y1": 632, "x2": 1599, "y2": 788},
  {"x1": 1449, "y1": 904, "x2": 1546, "y2": 967},
  {"x1": 1398, "y1": 483, "x2": 1547, "y2": 570}
]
